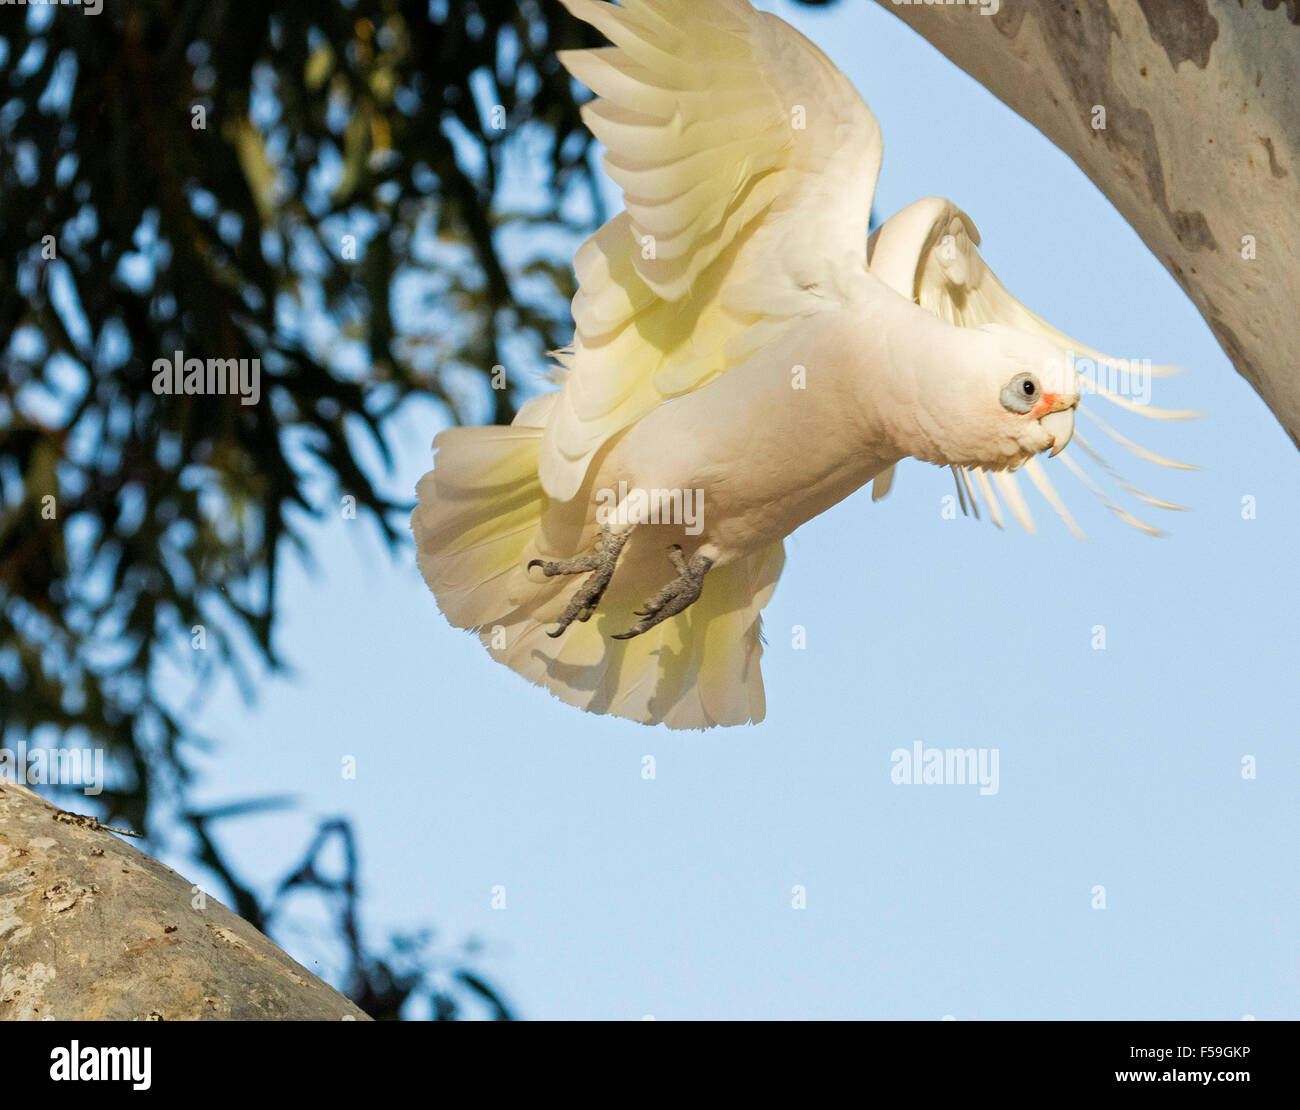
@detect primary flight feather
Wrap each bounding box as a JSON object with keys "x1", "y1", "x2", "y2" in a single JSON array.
[{"x1": 412, "y1": 0, "x2": 1195, "y2": 728}]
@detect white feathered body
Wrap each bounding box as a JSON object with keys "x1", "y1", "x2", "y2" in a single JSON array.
[{"x1": 411, "y1": 0, "x2": 1192, "y2": 729}]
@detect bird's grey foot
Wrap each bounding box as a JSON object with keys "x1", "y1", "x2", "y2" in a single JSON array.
[
  {"x1": 612, "y1": 545, "x2": 713, "y2": 641},
  {"x1": 528, "y1": 530, "x2": 630, "y2": 638}
]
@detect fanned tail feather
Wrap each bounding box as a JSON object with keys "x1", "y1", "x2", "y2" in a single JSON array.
[{"x1": 413, "y1": 406, "x2": 784, "y2": 729}]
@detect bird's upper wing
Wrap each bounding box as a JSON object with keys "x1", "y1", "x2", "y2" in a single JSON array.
[
  {"x1": 540, "y1": 0, "x2": 883, "y2": 501},
  {"x1": 867, "y1": 197, "x2": 1198, "y2": 538}
]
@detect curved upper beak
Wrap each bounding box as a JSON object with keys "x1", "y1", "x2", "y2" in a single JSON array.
[{"x1": 1040, "y1": 405, "x2": 1076, "y2": 457}]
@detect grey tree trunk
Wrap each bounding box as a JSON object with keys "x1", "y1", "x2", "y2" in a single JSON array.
[
  {"x1": 0, "y1": 781, "x2": 368, "y2": 1021},
  {"x1": 874, "y1": 0, "x2": 1300, "y2": 448}
]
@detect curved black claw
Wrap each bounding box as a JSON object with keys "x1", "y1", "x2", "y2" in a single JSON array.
[
  {"x1": 529, "y1": 554, "x2": 597, "y2": 578},
  {"x1": 612, "y1": 547, "x2": 713, "y2": 641}
]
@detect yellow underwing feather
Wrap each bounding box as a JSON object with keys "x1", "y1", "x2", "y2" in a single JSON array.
[{"x1": 541, "y1": 0, "x2": 883, "y2": 503}]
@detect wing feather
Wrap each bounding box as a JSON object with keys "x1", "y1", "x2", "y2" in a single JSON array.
[{"x1": 541, "y1": 0, "x2": 883, "y2": 502}]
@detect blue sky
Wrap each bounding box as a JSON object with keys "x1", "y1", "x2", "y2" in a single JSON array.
[{"x1": 168, "y1": 0, "x2": 1298, "y2": 1018}]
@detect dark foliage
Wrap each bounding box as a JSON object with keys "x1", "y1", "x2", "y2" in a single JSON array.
[
  {"x1": 0, "y1": 0, "x2": 838, "y2": 1019},
  {"x1": 0, "y1": 0, "x2": 609, "y2": 1019}
]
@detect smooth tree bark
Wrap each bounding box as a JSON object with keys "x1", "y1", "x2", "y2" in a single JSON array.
[
  {"x1": 0, "y1": 781, "x2": 369, "y2": 1020},
  {"x1": 874, "y1": 0, "x2": 1300, "y2": 448}
]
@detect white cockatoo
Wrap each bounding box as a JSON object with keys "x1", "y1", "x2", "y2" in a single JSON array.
[{"x1": 413, "y1": 0, "x2": 1195, "y2": 728}]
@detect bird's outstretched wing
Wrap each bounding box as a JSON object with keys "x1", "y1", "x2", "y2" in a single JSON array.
[
  {"x1": 541, "y1": 0, "x2": 883, "y2": 501},
  {"x1": 867, "y1": 196, "x2": 1198, "y2": 538}
]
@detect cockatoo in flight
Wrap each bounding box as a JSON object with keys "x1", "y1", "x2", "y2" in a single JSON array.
[{"x1": 413, "y1": 0, "x2": 1195, "y2": 728}]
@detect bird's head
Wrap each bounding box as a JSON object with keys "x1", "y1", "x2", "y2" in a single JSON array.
[{"x1": 935, "y1": 325, "x2": 1079, "y2": 471}]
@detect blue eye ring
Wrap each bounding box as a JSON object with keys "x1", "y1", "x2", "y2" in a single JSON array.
[{"x1": 1001, "y1": 373, "x2": 1039, "y2": 414}]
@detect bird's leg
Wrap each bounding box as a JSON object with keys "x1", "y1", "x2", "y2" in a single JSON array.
[
  {"x1": 528, "y1": 528, "x2": 630, "y2": 638},
  {"x1": 612, "y1": 545, "x2": 713, "y2": 641}
]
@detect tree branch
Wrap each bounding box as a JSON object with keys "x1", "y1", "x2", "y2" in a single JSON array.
[{"x1": 0, "y1": 782, "x2": 369, "y2": 1021}]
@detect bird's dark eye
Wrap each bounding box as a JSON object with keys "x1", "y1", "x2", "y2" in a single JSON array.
[{"x1": 1000, "y1": 373, "x2": 1040, "y2": 414}]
